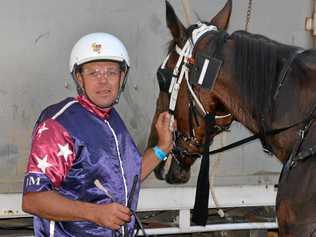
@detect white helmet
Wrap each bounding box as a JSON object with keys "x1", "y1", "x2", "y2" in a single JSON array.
[{"x1": 69, "y1": 32, "x2": 130, "y2": 73}]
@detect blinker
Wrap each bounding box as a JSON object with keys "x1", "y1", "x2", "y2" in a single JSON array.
[
  {"x1": 189, "y1": 53, "x2": 222, "y2": 90},
  {"x1": 157, "y1": 68, "x2": 173, "y2": 93}
]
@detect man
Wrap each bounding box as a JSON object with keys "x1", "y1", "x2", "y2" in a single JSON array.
[{"x1": 22, "y1": 32, "x2": 173, "y2": 236}]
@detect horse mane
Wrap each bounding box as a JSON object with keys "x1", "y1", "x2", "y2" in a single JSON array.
[{"x1": 230, "y1": 30, "x2": 302, "y2": 121}]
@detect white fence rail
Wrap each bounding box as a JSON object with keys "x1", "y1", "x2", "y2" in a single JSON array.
[{"x1": 0, "y1": 185, "x2": 278, "y2": 235}]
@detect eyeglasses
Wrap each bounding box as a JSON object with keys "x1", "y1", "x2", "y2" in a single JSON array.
[{"x1": 81, "y1": 68, "x2": 121, "y2": 80}]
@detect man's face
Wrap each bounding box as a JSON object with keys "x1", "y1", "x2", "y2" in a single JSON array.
[{"x1": 76, "y1": 61, "x2": 123, "y2": 108}]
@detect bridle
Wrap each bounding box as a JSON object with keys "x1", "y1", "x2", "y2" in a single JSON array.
[{"x1": 157, "y1": 22, "x2": 232, "y2": 158}]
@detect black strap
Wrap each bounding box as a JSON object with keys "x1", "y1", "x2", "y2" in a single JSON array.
[
  {"x1": 296, "y1": 144, "x2": 316, "y2": 161},
  {"x1": 131, "y1": 209, "x2": 147, "y2": 237},
  {"x1": 122, "y1": 175, "x2": 148, "y2": 237},
  {"x1": 124, "y1": 176, "x2": 137, "y2": 237},
  {"x1": 188, "y1": 100, "x2": 195, "y2": 138},
  {"x1": 127, "y1": 175, "x2": 138, "y2": 208},
  {"x1": 207, "y1": 116, "x2": 316, "y2": 156},
  {"x1": 284, "y1": 105, "x2": 316, "y2": 171},
  {"x1": 273, "y1": 49, "x2": 304, "y2": 101},
  {"x1": 192, "y1": 113, "x2": 215, "y2": 226}
]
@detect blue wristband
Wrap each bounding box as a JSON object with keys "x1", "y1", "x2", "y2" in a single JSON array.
[{"x1": 153, "y1": 146, "x2": 168, "y2": 161}]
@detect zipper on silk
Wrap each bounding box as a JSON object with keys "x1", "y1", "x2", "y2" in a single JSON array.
[{"x1": 104, "y1": 120, "x2": 128, "y2": 235}]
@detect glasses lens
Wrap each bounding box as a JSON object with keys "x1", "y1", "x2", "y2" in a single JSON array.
[{"x1": 82, "y1": 68, "x2": 120, "y2": 79}]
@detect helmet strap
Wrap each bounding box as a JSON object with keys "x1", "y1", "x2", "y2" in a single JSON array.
[{"x1": 71, "y1": 68, "x2": 85, "y2": 96}]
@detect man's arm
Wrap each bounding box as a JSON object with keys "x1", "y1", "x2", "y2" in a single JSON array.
[
  {"x1": 23, "y1": 118, "x2": 131, "y2": 230},
  {"x1": 22, "y1": 191, "x2": 131, "y2": 230},
  {"x1": 141, "y1": 112, "x2": 174, "y2": 181}
]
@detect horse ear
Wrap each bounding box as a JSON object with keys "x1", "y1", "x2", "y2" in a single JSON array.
[
  {"x1": 165, "y1": 0, "x2": 187, "y2": 46},
  {"x1": 210, "y1": 0, "x2": 232, "y2": 30}
]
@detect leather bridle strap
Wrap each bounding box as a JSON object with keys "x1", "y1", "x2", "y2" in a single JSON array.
[
  {"x1": 192, "y1": 113, "x2": 216, "y2": 226},
  {"x1": 207, "y1": 115, "x2": 316, "y2": 156},
  {"x1": 283, "y1": 104, "x2": 316, "y2": 171},
  {"x1": 273, "y1": 49, "x2": 304, "y2": 101}
]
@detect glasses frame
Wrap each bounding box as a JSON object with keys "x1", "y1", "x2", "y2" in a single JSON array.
[{"x1": 80, "y1": 67, "x2": 121, "y2": 81}]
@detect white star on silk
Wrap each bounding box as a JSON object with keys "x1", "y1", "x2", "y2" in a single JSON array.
[
  {"x1": 36, "y1": 155, "x2": 52, "y2": 174},
  {"x1": 57, "y1": 143, "x2": 73, "y2": 161},
  {"x1": 37, "y1": 123, "x2": 48, "y2": 137}
]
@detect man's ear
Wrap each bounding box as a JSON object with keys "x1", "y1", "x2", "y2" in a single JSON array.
[{"x1": 75, "y1": 72, "x2": 83, "y2": 87}]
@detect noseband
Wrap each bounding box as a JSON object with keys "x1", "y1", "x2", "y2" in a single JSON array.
[{"x1": 157, "y1": 22, "x2": 231, "y2": 157}]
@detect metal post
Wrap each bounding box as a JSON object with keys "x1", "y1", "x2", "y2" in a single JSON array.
[{"x1": 181, "y1": 0, "x2": 193, "y2": 26}]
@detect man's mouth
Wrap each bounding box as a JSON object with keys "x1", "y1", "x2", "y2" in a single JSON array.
[{"x1": 97, "y1": 89, "x2": 111, "y2": 96}]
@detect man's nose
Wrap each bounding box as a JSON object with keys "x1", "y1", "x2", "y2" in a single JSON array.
[{"x1": 97, "y1": 73, "x2": 110, "y2": 82}]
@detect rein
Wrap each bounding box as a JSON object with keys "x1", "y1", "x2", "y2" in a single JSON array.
[
  {"x1": 207, "y1": 114, "x2": 316, "y2": 156},
  {"x1": 171, "y1": 112, "x2": 316, "y2": 162}
]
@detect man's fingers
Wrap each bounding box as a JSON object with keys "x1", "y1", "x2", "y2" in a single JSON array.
[
  {"x1": 111, "y1": 223, "x2": 121, "y2": 230},
  {"x1": 98, "y1": 203, "x2": 132, "y2": 230},
  {"x1": 114, "y1": 205, "x2": 131, "y2": 222},
  {"x1": 116, "y1": 204, "x2": 131, "y2": 215},
  {"x1": 116, "y1": 211, "x2": 131, "y2": 223},
  {"x1": 156, "y1": 112, "x2": 172, "y2": 127}
]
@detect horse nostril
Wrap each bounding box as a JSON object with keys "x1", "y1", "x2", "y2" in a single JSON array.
[
  {"x1": 153, "y1": 162, "x2": 167, "y2": 180},
  {"x1": 165, "y1": 161, "x2": 191, "y2": 184},
  {"x1": 166, "y1": 172, "x2": 190, "y2": 184}
]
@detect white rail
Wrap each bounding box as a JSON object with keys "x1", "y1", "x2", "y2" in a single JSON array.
[
  {"x1": 137, "y1": 185, "x2": 278, "y2": 235},
  {"x1": 0, "y1": 184, "x2": 278, "y2": 235}
]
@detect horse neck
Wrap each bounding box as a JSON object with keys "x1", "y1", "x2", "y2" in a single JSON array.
[
  {"x1": 218, "y1": 32, "x2": 310, "y2": 161},
  {"x1": 221, "y1": 88, "x2": 293, "y2": 161}
]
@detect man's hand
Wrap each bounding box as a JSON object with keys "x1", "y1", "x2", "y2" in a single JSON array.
[
  {"x1": 155, "y1": 112, "x2": 176, "y2": 154},
  {"x1": 92, "y1": 203, "x2": 131, "y2": 230}
]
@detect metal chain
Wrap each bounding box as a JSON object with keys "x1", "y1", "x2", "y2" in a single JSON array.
[{"x1": 245, "y1": 0, "x2": 253, "y2": 32}]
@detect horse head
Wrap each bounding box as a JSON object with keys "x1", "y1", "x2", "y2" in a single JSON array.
[
  {"x1": 150, "y1": 1, "x2": 316, "y2": 235},
  {"x1": 147, "y1": 0, "x2": 234, "y2": 184}
]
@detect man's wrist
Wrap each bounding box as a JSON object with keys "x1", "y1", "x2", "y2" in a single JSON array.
[{"x1": 153, "y1": 146, "x2": 168, "y2": 161}]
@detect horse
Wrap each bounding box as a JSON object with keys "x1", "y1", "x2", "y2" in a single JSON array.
[
  {"x1": 148, "y1": 0, "x2": 316, "y2": 236},
  {"x1": 147, "y1": 1, "x2": 233, "y2": 184}
]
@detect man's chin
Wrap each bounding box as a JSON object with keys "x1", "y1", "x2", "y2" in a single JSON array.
[
  {"x1": 95, "y1": 99, "x2": 116, "y2": 109},
  {"x1": 87, "y1": 94, "x2": 118, "y2": 108}
]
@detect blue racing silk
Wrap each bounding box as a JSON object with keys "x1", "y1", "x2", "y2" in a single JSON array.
[{"x1": 23, "y1": 96, "x2": 142, "y2": 236}]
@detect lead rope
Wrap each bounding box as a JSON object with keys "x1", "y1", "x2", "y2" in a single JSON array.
[
  {"x1": 95, "y1": 176, "x2": 148, "y2": 237},
  {"x1": 192, "y1": 113, "x2": 216, "y2": 225}
]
